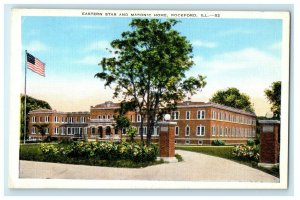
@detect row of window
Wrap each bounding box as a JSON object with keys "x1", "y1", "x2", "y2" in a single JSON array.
[
  {"x1": 31, "y1": 116, "x2": 87, "y2": 123},
  {"x1": 171, "y1": 110, "x2": 255, "y2": 125},
  {"x1": 174, "y1": 125, "x2": 256, "y2": 137},
  {"x1": 211, "y1": 111, "x2": 255, "y2": 125},
  {"x1": 172, "y1": 110, "x2": 205, "y2": 120}
]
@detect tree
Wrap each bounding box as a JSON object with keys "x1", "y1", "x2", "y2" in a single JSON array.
[
  {"x1": 210, "y1": 87, "x2": 254, "y2": 113},
  {"x1": 20, "y1": 95, "x2": 51, "y2": 141},
  {"x1": 264, "y1": 81, "x2": 281, "y2": 119},
  {"x1": 113, "y1": 115, "x2": 131, "y2": 137},
  {"x1": 95, "y1": 19, "x2": 206, "y2": 145},
  {"x1": 33, "y1": 123, "x2": 49, "y2": 140}
]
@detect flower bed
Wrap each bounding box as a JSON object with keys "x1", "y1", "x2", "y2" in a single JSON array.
[
  {"x1": 21, "y1": 141, "x2": 160, "y2": 168},
  {"x1": 232, "y1": 144, "x2": 260, "y2": 162}
]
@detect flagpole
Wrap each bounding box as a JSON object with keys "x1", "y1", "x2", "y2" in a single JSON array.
[{"x1": 23, "y1": 50, "x2": 27, "y2": 144}]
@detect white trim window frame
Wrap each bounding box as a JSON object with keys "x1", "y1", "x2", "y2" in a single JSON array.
[
  {"x1": 175, "y1": 126, "x2": 179, "y2": 136},
  {"x1": 54, "y1": 116, "x2": 58, "y2": 123},
  {"x1": 137, "y1": 114, "x2": 141, "y2": 122},
  {"x1": 186, "y1": 111, "x2": 190, "y2": 120},
  {"x1": 61, "y1": 127, "x2": 65, "y2": 135},
  {"x1": 185, "y1": 125, "x2": 190, "y2": 136},
  {"x1": 197, "y1": 110, "x2": 205, "y2": 119},
  {"x1": 32, "y1": 127, "x2": 36, "y2": 134},
  {"x1": 196, "y1": 125, "x2": 205, "y2": 136},
  {"x1": 45, "y1": 116, "x2": 49, "y2": 123},
  {"x1": 172, "y1": 111, "x2": 179, "y2": 120},
  {"x1": 225, "y1": 127, "x2": 228, "y2": 136},
  {"x1": 220, "y1": 126, "x2": 223, "y2": 136},
  {"x1": 32, "y1": 116, "x2": 36, "y2": 123},
  {"x1": 54, "y1": 127, "x2": 59, "y2": 135}
]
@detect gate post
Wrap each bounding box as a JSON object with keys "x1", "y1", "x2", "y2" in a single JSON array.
[
  {"x1": 258, "y1": 120, "x2": 280, "y2": 169},
  {"x1": 158, "y1": 114, "x2": 177, "y2": 163}
]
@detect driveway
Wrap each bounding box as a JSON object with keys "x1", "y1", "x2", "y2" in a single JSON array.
[{"x1": 20, "y1": 150, "x2": 279, "y2": 182}]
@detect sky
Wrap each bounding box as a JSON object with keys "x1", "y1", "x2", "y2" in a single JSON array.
[{"x1": 21, "y1": 16, "x2": 283, "y2": 116}]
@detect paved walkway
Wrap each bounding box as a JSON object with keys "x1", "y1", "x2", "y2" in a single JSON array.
[{"x1": 20, "y1": 150, "x2": 279, "y2": 182}]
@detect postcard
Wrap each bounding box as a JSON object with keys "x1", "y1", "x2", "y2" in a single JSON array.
[{"x1": 8, "y1": 9, "x2": 290, "y2": 189}]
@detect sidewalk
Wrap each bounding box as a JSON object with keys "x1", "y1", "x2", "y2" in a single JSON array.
[{"x1": 20, "y1": 150, "x2": 279, "y2": 182}]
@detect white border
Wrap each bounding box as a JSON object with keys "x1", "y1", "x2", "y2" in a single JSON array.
[{"x1": 8, "y1": 9, "x2": 290, "y2": 189}]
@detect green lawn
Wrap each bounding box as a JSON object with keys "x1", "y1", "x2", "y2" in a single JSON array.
[{"x1": 175, "y1": 145, "x2": 279, "y2": 178}]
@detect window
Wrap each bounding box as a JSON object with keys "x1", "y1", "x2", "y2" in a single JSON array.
[
  {"x1": 54, "y1": 127, "x2": 59, "y2": 135},
  {"x1": 197, "y1": 125, "x2": 205, "y2": 136},
  {"x1": 45, "y1": 128, "x2": 49, "y2": 135},
  {"x1": 32, "y1": 127, "x2": 36, "y2": 134},
  {"x1": 252, "y1": 128, "x2": 256, "y2": 137},
  {"x1": 174, "y1": 140, "x2": 177, "y2": 144},
  {"x1": 153, "y1": 127, "x2": 158, "y2": 135},
  {"x1": 69, "y1": 117, "x2": 73, "y2": 123},
  {"x1": 225, "y1": 127, "x2": 228, "y2": 136},
  {"x1": 232, "y1": 127, "x2": 235, "y2": 137},
  {"x1": 212, "y1": 111, "x2": 217, "y2": 119},
  {"x1": 91, "y1": 127, "x2": 95, "y2": 135},
  {"x1": 186, "y1": 111, "x2": 190, "y2": 120},
  {"x1": 32, "y1": 116, "x2": 36, "y2": 123},
  {"x1": 211, "y1": 126, "x2": 216, "y2": 136},
  {"x1": 185, "y1": 126, "x2": 190, "y2": 136},
  {"x1": 236, "y1": 127, "x2": 239, "y2": 137},
  {"x1": 62, "y1": 117, "x2": 64, "y2": 123},
  {"x1": 45, "y1": 116, "x2": 49, "y2": 122},
  {"x1": 61, "y1": 127, "x2": 65, "y2": 135},
  {"x1": 220, "y1": 127, "x2": 223, "y2": 136},
  {"x1": 39, "y1": 116, "x2": 42, "y2": 122},
  {"x1": 185, "y1": 140, "x2": 190, "y2": 144},
  {"x1": 81, "y1": 117, "x2": 86, "y2": 123},
  {"x1": 197, "y1": 110, "x2": 205, "y2": 119},
  {"x1": 172, "y1": 111, "x2": 179, "y2": 120},
  {"x1": 137, "y1": 114, "x2": 141, "y2": 122},
  {"x1": 175, "y1": 126, "x2": 179, "y2": 136},
  {"x1": 122, "y1": 128, "x2": 127, "y2": 135},
  {"x1": 98, "y1": 115, "x2": 101, "y2": 119},
  {"x1": 107, "y1": 115, "x2": 110, "y2": 119},
  {"x1": 218, "y1": 112, "x2": 221, "y2": 120},
  {"x1": 54, "y1": 116, "x2": 58, "y2": 123},
  {"x1": 198, "y1": 140, "x2": 203, "y2": 145},
  {"x1": 139, "y1": 126, "x2": 147, "y2": 135}
]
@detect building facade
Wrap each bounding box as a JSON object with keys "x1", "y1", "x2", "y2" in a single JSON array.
[{"x1": 27, "y1": 101, "x2": 256, "y2": 145}]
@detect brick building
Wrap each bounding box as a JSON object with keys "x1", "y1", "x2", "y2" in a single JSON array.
[{"x1": 27, "y1": 101, "x2": 256, "y2": 145}]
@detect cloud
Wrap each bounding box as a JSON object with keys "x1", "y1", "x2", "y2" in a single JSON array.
[
  {"x1": 25, "y1": 40, "x2": 48, "y2": 52},
  {"x1": 198, "y1": 48, "x2": 280, "y2": 71},
  {"x1": 80, "y1": 25, "x2": 106, "y2": 30},
  {"x1": 84, "y1": 40, "x2": 111, "y2": 52},
  {"x1": 192, "y1": 40, "x2": 217, "y2": 48},
  {"x1": 270, "y1": 42, "x2": 282, "y2": 50},
  {"x1": 74, "y1": 55, "x2": 102, "y2": 66},
  {"x1": 218, "y1": 28, "x2": 255, "y2": 36}
]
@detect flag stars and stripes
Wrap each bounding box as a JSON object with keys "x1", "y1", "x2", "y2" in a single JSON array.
[{"x1": 26, "y1": 52, "x2": 45, "y2": 76}]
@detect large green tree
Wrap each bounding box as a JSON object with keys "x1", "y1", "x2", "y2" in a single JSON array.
[
  {"x1": 210, "y1": 87, "x2": 254, "y2": 113},
  {"x1": 95, "y1": 19, "x2": 206, "y2": 145},
  {"x1": 264, "y1": 81, "x2": 281, "y2": 119},
  {"x1": 20, "y1": 95, "x2": 51, "y2": 141}
]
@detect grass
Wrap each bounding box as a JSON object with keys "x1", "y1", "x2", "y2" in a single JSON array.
[
  {"x1": 19, "y1": 143, "x2": 164, "y2": 168},
  {"x1": 176, "y1": 145, "x2": 279, "y2": 178}
]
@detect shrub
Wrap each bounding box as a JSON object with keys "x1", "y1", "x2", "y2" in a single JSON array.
[
  {"x1": 212, "y1": 140, "x2": 225, "y2": 146},
  {"x1": 38, "y1": 141, "x2": 158, "y2": 163},
  {"x1": 232, "y1": 144, "x2": 260, "y2": 162},
  {"x1": 246, "y1": 139, "x2": 255, "y2": 146}
]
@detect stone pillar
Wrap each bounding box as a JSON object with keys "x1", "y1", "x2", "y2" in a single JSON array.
[
  {"x1": 258, "y1": 120, "x2": 280, "y2": 169},
  {"x1": 158, "y1": 121, "x2": 177, "y2": 162}
]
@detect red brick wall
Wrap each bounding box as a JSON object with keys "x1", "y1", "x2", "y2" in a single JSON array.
[
  {"x1": 159, "y1": 124, "x2": 175, "y2": 157},
  {"x1": 260, "y1": 124, "x2": 279, "y2": 164}
]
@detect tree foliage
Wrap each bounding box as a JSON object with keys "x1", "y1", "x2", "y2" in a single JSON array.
[
  {"x1": 264, "y1": 81, "x2": 281, "y2": 119},
  {"x1": 20, "y1": 95, "x2": 52, "y2": 140},
  {"x1": 210, "y1": 87, "x2": 254, "y2": 113},
  {"x1": 95, "y1": 19, "x2": 206, "y2": 144}
]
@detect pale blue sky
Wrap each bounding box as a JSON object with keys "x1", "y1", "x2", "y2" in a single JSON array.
[{"x1": 21, "y1": 16, "x2": 283, "y2": 115}]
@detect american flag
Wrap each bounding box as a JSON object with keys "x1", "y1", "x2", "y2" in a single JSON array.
[{"x1": 26, "y1": 52, "x2": 45, "y2": 76}]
